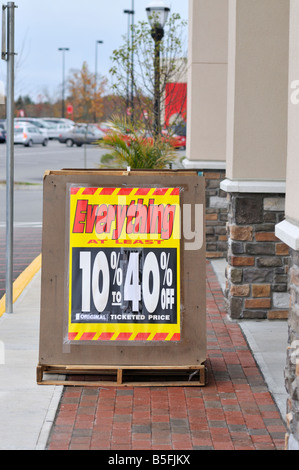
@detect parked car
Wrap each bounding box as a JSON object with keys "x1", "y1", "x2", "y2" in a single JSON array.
[
  {"x1": 99, "y1": 121, "x2": 116, "y2": 134},
  {"x1": 42, "y1": 117, "x2": 75, "y2": 126},
  {"x1": 168, "y1": 123, "x2": 186, "y2": 149},
  {"x1": 0, "y1": 123, "x2": 6, "y2": 143},
  {"x1": 14, "y1": 118, "x2": 50, "y2": 138},
  {"x1": 119, "y1": 130, "x2": 182, "y2": 149},
  {"x1": 14, "y1": 123, "x2": 49, "y2": 147},
  {"x1": 58, "y1": 125, "x2": 104, "y2": 147},
  {"x1": 44, "y1": 121, "x2": 74, "y2": 140}
]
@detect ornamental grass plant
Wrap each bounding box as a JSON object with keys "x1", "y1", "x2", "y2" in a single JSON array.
[{"x1": 98, "y1": 116, "x2": 177, "y2": 170}]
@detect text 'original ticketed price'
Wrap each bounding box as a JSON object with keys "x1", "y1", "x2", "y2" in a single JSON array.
[{"x1": 68, "y1": 187, "x2": 181, "y2": 342}]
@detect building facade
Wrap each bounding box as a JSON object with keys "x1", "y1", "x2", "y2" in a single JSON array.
[
  {"x1": 185, "y1": 0, "x2": 299, "y2": 449},
  {"x1": 184, "y1": 0, "x2": 229, "y2": 259}
]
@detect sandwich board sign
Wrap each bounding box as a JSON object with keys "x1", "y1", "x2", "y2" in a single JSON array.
[
  {"x1": 68, "y1": 186, "x2": 181, "y2": 343},
  {"x1": 38, "y1": 170, "x2": 206, "y2": 384}
]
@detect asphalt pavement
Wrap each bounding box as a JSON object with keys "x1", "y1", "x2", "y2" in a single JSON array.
[
  {"x1": 0, "y1": 226, "x2": 42, "y2": 302},
  {"x1": 0, "y1": 139, "x2": 107, "y2": 185}
]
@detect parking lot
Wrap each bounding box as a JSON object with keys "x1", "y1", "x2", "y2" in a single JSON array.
[
  {"x1": 0, "y1": 139, "x2": 107, "y2": 185},
  {"x1": 0, "y1": 140, "x2": 108, "y2": 225},
  {"x1": 0, "y1": 139, "x2": 185, "y2": 225}
]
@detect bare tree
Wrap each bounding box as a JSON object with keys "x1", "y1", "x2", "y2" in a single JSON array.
[{"x1": 109, "y1": 13, "x2": 187, "y2": 134}]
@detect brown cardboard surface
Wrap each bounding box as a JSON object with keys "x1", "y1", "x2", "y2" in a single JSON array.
[{"x1": 39, "y1": 170, "x2": 206, "y2": 367}]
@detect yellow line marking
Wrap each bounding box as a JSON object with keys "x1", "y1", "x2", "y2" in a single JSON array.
[{"x1": 0, "y1": 254, "x2": 41, "y2": 317}]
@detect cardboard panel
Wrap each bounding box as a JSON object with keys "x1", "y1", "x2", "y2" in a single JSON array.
[{"x1": 38, "y1": 170, "x2": 206, "y2": 367}]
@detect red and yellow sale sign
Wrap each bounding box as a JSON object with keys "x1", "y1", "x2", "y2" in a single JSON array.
[{"x1": 68, "y1": 187, "x2": 181, "y2": 342}]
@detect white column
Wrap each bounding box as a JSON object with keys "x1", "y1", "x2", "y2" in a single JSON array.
[
  {"x1": 184, "y1": 0, "x2": 228, "y2": 170},
  {"x1": 276, "y1": 0, "x2": 299, "y2": 247},
  {"x1": 275, "y1": 1, "x2": 299, "y2": 450},
  {"x1": 222, "y1": 0, "x2": 289, "y2": 192}
]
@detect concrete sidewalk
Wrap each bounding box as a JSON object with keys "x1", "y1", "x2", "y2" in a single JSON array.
[
  {"x1": 0, "y1": 260, "x2": 288, "y2": 450},
  {"x1": 0, "y1": 271, "x2": 63, "y2": 450}
]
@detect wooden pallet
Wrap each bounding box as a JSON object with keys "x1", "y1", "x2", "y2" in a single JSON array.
[{"x1": 36, "y1": 364, "x2": 206, "y2": 387}]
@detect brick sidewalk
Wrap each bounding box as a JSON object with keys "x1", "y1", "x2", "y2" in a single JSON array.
[
  {"x1": 0, "y1": 227, "x2": 42, "y2": 300},
  {"x1": 47, "y1": 261, "x2": 286, "y2": 450}
]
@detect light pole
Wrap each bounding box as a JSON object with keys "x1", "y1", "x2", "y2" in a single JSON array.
[
  {"x1": 58, "y1": 47, "x2": 70, "y2": 118},
  {"x1": 123, "y1": 8, "x2": 134, "y2": 115},
  {"x1": 146, "y1": 1, "x2": 170, "y2": 137},
  {"x1": 3, "y1": 2, "x2": 17, "y2": 313},
  {"x1": 95, "y1": 40, "x2": 103, "y2": 123},
  {"x1": 124, "y1": 5, "x2": 135, "y2": 120}
]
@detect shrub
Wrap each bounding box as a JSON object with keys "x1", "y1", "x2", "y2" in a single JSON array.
[{"x1": 98, "y1": 116, "x2": 176, "y2": 169}]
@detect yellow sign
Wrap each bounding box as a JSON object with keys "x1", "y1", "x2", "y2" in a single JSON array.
[{"x1": 68, "y1": 186, "x2": 181, "y2": 342}]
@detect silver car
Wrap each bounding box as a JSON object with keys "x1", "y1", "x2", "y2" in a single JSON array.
[
  {"x1": 14, "y1": 123, "x2": 49, "y2": 147},
  {"x1": 58, "y1": 124, "x2": 104, "y2": 146},
  {"x1": 14, "y1": 118, "x2": 50, "y2": 138},
  {"x1": 45, "y1": 121, "x2": 74, "y2": 140}
]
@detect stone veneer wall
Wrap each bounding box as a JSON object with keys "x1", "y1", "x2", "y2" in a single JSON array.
[
  {"x1": 225, "y1": 193, "x2": 290, "y2": 320},
  {"x1": 285, "y1": 248, "x2": 299, "y2": 450},
  {"x1": 204, "y1": 169, "x2": 228, "y2": 259}
]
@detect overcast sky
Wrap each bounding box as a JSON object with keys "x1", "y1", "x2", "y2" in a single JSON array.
[{"x1": 0, "y1": 0, "x2": 189, "y2": 101}]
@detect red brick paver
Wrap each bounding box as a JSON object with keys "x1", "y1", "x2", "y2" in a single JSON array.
[
  {"x1": 47, "y1": 261, "x2": 286, "y2": 450},
  {"x1": 0, "y1": 227, "x2": 42, "y2": 300}
]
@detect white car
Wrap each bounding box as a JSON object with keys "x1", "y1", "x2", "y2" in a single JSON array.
[
  {"x1": 45, "y1": 121, "x2": 74, "y2": 140},
  {"x1": 15, "y1": 118, "x2": 50, "y2": 138},
  {"x1": 42, "y1": 117, "x2": 75, "y2": 126},
  {"x1": 14, "y1": 123, "x2": 49, "y2": 147}
]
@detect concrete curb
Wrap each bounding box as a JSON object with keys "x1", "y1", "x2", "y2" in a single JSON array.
[
  {"x1": 35, "y1": 385, "x2": 64, "y2": 450},
  {"x1": 0, "y1": 254, "x2": 42, "y2": 317}
]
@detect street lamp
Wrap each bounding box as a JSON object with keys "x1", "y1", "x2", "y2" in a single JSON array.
[
  {"x1": 124, "y1": 5, "x2": 135, "y2": 119},
  {"x1": 95, "y1": 40, "x2": 103, "y2": 123},
  {"x1": 58, "y1": 47, "x2": 70, "y2": 118},
  {"x1": 146, "y1": 1, "x2": 170, "y2": 137}
]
